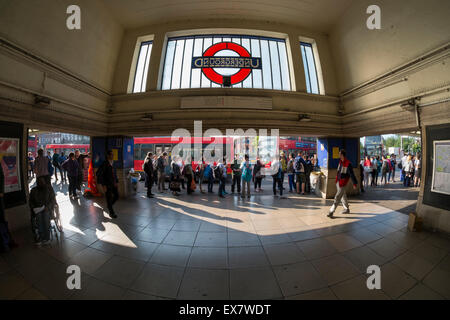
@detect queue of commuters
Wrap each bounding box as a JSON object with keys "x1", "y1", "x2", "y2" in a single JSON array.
[
  {"x1": 31, "y1": 148, "x2": 89, "y2": 196},
  {"x1": 359, "y1": 151, "x2": 421, "y2": 191},
  {"x1": 400, "y1": 152, "x2": 421, "y2": 188},
  {"x1": 137, "y1": 150, "x2": 317, "y2": 200}
]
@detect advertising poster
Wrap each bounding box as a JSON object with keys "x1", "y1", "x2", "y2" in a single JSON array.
[
  {"x1": 431, "y1": 140, "x2": 450, "y2": 195},
  {"x1": 0, "y1": 138, "x2": 21, "y2": 193}
]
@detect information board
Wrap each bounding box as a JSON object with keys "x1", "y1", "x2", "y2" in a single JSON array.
[{"x1": 431, "y1": 140, "x2": 450, "y2": 195}]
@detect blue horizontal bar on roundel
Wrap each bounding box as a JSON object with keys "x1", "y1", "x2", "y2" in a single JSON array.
[{"x1": 191, "y1": 57, "x2": 262, "y2": 69}]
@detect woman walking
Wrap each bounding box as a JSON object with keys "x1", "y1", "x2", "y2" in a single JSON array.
[
  {"x1": 253, "y1": 159, "x2": 263, "y2": 192},
  {"x1": 169, "y1": 158, "x2": 182, "y2": 196},
  {"x1": 414, "y1": 154, "x2": 421, "y2": 187},
  {"x1": 287, "y1": 153, "x2": 295, "y2": 193},
  {"x1": 363, "y1": 155, "x2": 372, "y2": 189},
  {"x1": 380, "y1": 155, "x2": 389, "y2": 185},
  {"x1": 61, "y1": 152, "x2": 79, "y2": 199},
  {"x1": 184, "y1": 163, "x2": 195, "y2": 195},
  {"x1": 404, "y1": 155, "x2": 414, "y2": 187},
  {"x1": 240, "y1": 155, "x2": 252, "y2": 199}
]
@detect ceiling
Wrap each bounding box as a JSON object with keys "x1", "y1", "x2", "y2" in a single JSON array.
[{"x1": 101, "y1": 0, "x2": 355, "y2": 32}]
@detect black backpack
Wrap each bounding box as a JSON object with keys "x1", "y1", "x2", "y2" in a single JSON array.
[
  {"x1": 294, "y1": 157, "x2": 304, "y2": 172},
  {"x1": 214, "y1": 165, "x2": 222, "y2": 178},
  {"x1": 157, "y1": 157, "x2": 165, "y2": 171}
]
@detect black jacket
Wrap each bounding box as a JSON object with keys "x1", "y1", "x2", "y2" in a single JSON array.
[
  {"x1": 143, "y1": 158, "x2": 154, "y2": 177},
  {"x1": 29, "y1": 184, "x2": 55, "y2": 212},
  {"x1": 99, "y1": 160, "x2": 118, "y2": 187}
]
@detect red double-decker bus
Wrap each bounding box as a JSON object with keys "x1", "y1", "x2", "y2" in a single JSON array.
[
  {"x1": 28, "y1": 136, "x2": 38, "y2": 157},
  {"x1": 133, "y1": 136, "x2": 316, "y2": 173},
  {"x1": 133, "y1": 137, "x2": 234, "y2": 173},
  {"x1": 45, "y1": 144, "x2": 90, "y2": 155},
  {"x1": 279, "y1": 137, "x2": 316, "y2": 156}
]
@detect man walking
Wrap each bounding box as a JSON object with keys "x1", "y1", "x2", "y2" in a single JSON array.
[
  {"x1": 217, "y1": 158, "x2": 227, "y2": 198},
  {"x1": 143, "y1": 152, "x2": 155, "y2": 198},
  {"x1": 34, "y1": 149, "x2": 50, "y2": 186},
  {"x1": 390, "y1": 154, "x2": 397, "y2": 182},
  {"x1": 294, "y1": 151, "x2": 307, "y2": 195},
  {"x1": 157, "y1": 152, "x2": 168, "y2": 192},
  {"x1": 98, "y1": 150, "x2": 119, "y2": 218},
  {"x1": 61, "y1": 152, "x2": 79, "y2": 199},
  {"x1": 240, "y1": 154, "x2": 252, "y2": 199},
  {"x1": 75, "y1": 150, "x2": 88, "y2": 195},
  {"x1": 231, "y1": 154, "x2": 241, "y2": 194},
  {"x1": 59, "y1": 152, "x2": 68, "y2": 183},
  {"x1": 328, "y1": 149, "x2": 358, "y2": 218},
  {"x1": 52, "y1": 151, "x2": 62, "y2": 182}
]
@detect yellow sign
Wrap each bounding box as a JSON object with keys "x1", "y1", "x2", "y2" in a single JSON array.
[
  {"x1": 112, "y1": 149, "x2": 119, "y2": 161},
  {"x1": 332, "y1": 147, "x2": 340, "y2": 159}
]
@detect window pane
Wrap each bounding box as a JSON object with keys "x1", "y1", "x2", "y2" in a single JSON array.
[
  {"x1": 278, "y1": 42, "x2": 291, "y2": 91},
  {"x1": 181, "y1": 39, "x2": 194, "y2": 89},
  {"x1": 211, "y1": 37, "x2": 222, "y2": 88},
  {"x1": 301, "y1": 45, "x2": 311, "y2": 93},
  {"x1": 201, "y1": 37, "x2": 212, "y2": 88},
  {"x1": 191, "y1": 38, "x2": 203, "y2": 88},
  {"x1": 300, "y1": 43, "x2": 319, "y2": 94},
  {"x1": 241, "y1": 38, "x2": 252, "y2": 88},
  {"x1": 133, "y1": 44, "x2": 149, "y2": 93},
  {"x1": 162, "y1": 40, "x2": 176, "y2": 89},
  {"x1": 260, "y1": 40, "x2": 272, "y2": 89},
  {"x1": 305, "y1": 46, "x2": 319, "y2": 94},
  {"x1": 140, "y1": 43, "x2": 152, "y2": 92},
  {"x1": 251, "y1": 38, "x2": 263, "y2": 89},
  {"x1": 232, "y1": 37, "x2": 242, "y2": 88},
  {"x1": 171, "y1": 40, "x2": 185, "y2": 90},
  {"x1": 269, "y1": 41, "x2": 281, "y2": 90}
]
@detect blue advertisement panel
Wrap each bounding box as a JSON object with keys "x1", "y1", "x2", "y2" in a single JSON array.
[
  {"x1": 317, "y1": 138, "x2": 328, "y2": 169},
  {"x1": 328, "y1": 138, "x2": 344, "y2": 169},
  {"x1": 91, "y1": 137, "x2": 106, "y2": 168},
  {"x1": 345, "y1": 138, "x2": 359, "y2": 167},
  {"x1": 107, "y1": 137, "x2": 124, "y2": 169},
  {"x1": 123, "y1": 138, "x2": 134, "y2": 169}
]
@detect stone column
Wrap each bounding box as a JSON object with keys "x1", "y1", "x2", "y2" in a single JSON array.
[
  {"x1": 316, "y1": 137, "x2": 361, "y2": 199},
  {"x1": 91, "y1": 136, "x2": 134, "y2": 198}
]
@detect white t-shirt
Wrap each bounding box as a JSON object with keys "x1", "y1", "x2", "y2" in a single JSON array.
[{"x1": 401, "y1": 156, "x2": 408, "y2": 167}]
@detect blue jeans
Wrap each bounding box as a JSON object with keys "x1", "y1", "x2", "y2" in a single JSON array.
[
  {"x1": 218, "y1": 178, "x2": 225, "y2": 196},
  {"x1": 68, "y1": 175, "x2": 77, "y2": 196},
  {"x1": 36, "y1": 209, "x2": 50, "y2": 241},
  {"x1": 288, "y1": 174, "x2": 294, "y2": 192},
  {"x1": 273, "y1": 177, "x2": 283, "y2": 196},
  {"x1": 404, "y1": 175, "x2": 411, "y2": 187},
  {"x1": 208, "y1": 176, "x2": 214, "y2": 192}
]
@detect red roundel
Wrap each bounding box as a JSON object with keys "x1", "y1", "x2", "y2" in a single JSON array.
[{"x1": 202, "y1": 42, "x2": 252, "y2": 85}]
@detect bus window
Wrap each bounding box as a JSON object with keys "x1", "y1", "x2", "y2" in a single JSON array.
[
  {"x1": 140, "y1": 144, "x2": 154, "y2": 159},
  {"x1": 134, "y1": 144, "x2": 141, "y2": 159}
]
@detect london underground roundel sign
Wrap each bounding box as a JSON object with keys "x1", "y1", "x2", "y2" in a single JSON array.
[{"x1": 191, "y1": 42, "x2": 262, "y2": 86}]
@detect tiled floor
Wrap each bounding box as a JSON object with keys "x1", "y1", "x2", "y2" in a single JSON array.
[{"x1": 1, "y1": 180, "x2": 449, "y2": 300}]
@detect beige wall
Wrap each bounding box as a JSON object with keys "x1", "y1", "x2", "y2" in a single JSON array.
[
  {"x1": 329, "y1": 0, "x2": 450, "y2": 93},
  {"x1": 0, "y1": 0, "x2": 124, "y2": 92}
]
